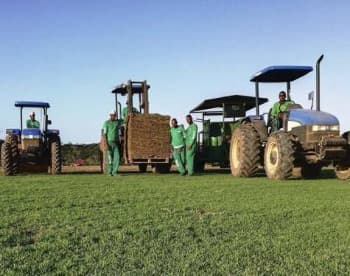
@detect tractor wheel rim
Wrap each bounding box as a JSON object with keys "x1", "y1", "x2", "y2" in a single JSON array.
[
  {"x1": 267, "y1": 141, "x2": 278, "y2": 172},
  {"x1": 232, "y1": 137, "x2": 240, "y2": 168}
]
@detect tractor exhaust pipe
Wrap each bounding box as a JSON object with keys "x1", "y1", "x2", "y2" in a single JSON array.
[{"x1": 316, "y1": 54, "x2": 324, "y2": 111}]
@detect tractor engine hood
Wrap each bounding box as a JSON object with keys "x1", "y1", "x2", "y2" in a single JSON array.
[
  {"x1": 288, "y1": 109, "x2": 339, "y2": 126},
  {"x1": 22, "y1": 128, "x2": 42, "y2": 138}
]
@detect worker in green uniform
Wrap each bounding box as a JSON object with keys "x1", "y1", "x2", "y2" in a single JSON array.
[
  {"x1": 102, "y1": 110, "x2": 121, "y2": 176},
  {"x1": 26, "y1": 112, "x2": 40, "y2": 128},
  {"x1": 170, "y1": 118, "x2": 186, "y2": 175},
  {"x1": 185, "y1": 114, "x2": 198, "y2": 176},
  {"x1": 122, "y1": 101, "x2": 138, "y2": 123},
  {"x1": 270, "y1": 91, "x2": 292, "y2": 131}
]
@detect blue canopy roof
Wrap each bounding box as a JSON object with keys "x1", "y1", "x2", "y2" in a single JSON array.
[
  {"x1": 250, "y1": 66, "x2": 313, "y2": 83},
  {"x1": 15, "y1": 101, "x2": 50, "y2": 108}
]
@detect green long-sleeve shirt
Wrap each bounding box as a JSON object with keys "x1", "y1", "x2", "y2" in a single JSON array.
[
  {"x1": 26, "y1": 119, "x2": 40, "y2": 128},
  {"x1": 271, "y1": 101, "x2": 292, "y2": 117},
  {"x1": 103, "y1": 119, "x2": 121, "y2": 142},
  {"x1": 170, "y1": 125, "x2": 185, "y2": 148},
  {"x1": 185, "y1": 123, "x2": 198, "y2": 147}
]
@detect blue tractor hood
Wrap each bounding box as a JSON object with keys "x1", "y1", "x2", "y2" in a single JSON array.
[
  {"x1": 288, "y1": 109, "x2": 339, "y2": 125},
  {"x1": 22, "y1": 128, "x2": 42, "y2": 137}
]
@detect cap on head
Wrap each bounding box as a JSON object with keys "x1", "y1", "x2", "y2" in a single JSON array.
[
  {"x1": 29, "y1": 112, "x2": 35, "y2": 116},
  {"x1": 109, "y1": 110, "x2": 116, "y2": 115}
]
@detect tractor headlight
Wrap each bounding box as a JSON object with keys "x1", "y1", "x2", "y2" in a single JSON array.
[
  {"x1": 330, "y1": 125, "x2": 340, "y2": 131},
  {"x1": 312, "y1": 125, "x2": 327, "y2": 131},
  {"x1": 311, "y1": 125, "x2": 339, "y2": 131}
]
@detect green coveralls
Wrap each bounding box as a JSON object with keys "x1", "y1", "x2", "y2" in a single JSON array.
[
  {"x1": 103, "y1": 119, "x2": 121, "y2": 175},
  {"x1": 185, "y1": 123, "x2": 198, "y2": 176},
  {"x1": 170, "y1": 125, "x2": 186, "y2": 174},
  {"x1": 26, "y1": 119, "x2": 40, "y2": 128},
  {"x1": 270, "y1": 101, "x2": 292, "y2": 131}
]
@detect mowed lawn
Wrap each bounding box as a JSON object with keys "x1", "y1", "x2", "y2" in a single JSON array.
[{"x1": 1, "y1": 169, "x2": 350, "y2": 275}]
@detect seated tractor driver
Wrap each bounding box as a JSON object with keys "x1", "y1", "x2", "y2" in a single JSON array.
[
  {"x1": 122, "y1": 101, "x2": 139, "y2": 123},
  {"x1": 270, "y1": 91, "x2": 292, "y2": 131},
  {"x1": 26, "y1": 112, "x2": 40, "y2": 128}
]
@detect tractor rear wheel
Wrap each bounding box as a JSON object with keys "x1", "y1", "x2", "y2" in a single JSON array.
[
  {"x1": 264, "y1": 132, "x2": 295, "y2": 180},
  {"x1": 334, "y1": 163, "x2": 350, "y2": 180},
  {"x1": 1, "y1": 142, "x2": 13, "y2": 176},
  {"x1": 50, "y1": 137, "x2": 62, "y2": 174},
  {"x1": 229, "y1": 124, "x2": 261, "y2": 177},
  {"x1": 5, "y1": 134, "x2": 19, "y2": 174}
]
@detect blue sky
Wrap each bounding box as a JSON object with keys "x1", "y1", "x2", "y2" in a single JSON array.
[{"x1": 1, "y1": 0, "x2": 349, "y2": 143}]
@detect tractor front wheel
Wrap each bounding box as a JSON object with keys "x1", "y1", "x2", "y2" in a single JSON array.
[
  {"x1": 229, "y1": 124, "x2": 261, "y2": 177},
  {"x1": 335, "y1": 163, "x2": 350, "y2": 180},
  {"x1": 50, "y1": 137, "x2": 62, "y2": 175},
  {"x1": 264, "y1": 132, "x2": 295, "y2": 180}
]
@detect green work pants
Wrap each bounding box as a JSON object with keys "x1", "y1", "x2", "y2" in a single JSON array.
[
  {"x1": 106, "y1": 141, "x2": 120, "y2": 175},
  {"x1": 186, "y1": 143, "x2": 197, "y2": 176},
  {"x1": 173, "y1": 147, "x2": 186, "y2": 174}
]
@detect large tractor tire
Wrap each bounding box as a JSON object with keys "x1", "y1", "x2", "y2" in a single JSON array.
[
  {"x1": 5, "y1": 134, "x2": 19, "y2": 174},
  {"x1": 50, "y1": 137, "x2": 62, "y2": 175},
  {"x1": 264, "y1": 132, "x2": 295, "y2": 180},
  {"x1": 334, "y1": 163, "x2": 350, "y2": 180},
  {"x1": 229, "y1": 124, "x2": 261, "y2": 177},
  {"x1": 1, "y1": 142, "x2": 13, "y2": 176},
  {"x1": 335, "y1": 132, "x2": 350, "y2": 180}
]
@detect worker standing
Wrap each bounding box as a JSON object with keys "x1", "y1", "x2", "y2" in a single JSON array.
[
  {"x1": 102, "y1": 110, "x2": 121, "y2": 176},
  {"x1": 170, "y1": 118, "x2": 186, "y2": 175},
  {"x1": 185, "y1": 114, "x2": 198, "y2": 176}
]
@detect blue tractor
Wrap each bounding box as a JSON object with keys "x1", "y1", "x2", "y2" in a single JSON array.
[
  {"x1": 1, "y1": 101, "x2": 62, "y2": 175},
  {"x1": 229, "y1": 55, "x2": 350, "y2": 180}
]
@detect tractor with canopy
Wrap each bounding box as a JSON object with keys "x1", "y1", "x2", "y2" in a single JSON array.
[
  {"x1": 230, "y1": 55, "x2": 350, "y2": 179},
  {"x1": 190, "y1": 95, "x2": 268, "y2": 171}
]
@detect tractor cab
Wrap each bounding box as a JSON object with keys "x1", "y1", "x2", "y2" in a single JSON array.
[
  {"x1": 250, "y1": 65, "x2": 314, "y2": 132},
  {"x1": 190, "y1": 95, "x2": 268, "y2": 170},
  {"x1": 6, "y1": 102, "x2": 58, "y2": 150}
]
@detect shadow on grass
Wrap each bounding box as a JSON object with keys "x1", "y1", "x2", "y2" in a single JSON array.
[{"x1": 198, "y1": 167, "x2": 338, "y2": 180}]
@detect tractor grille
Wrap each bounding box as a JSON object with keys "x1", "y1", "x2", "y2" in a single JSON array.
[{"x1": 22, "y1": 138, "x2": 40, "y2": 151}]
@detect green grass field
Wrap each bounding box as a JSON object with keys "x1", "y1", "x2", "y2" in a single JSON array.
[{"x1": 1, "y1": 169, "x2": 350, "y2": 275}]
